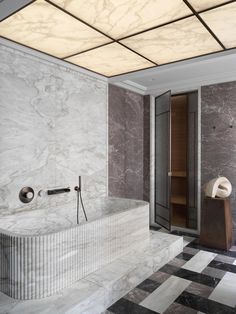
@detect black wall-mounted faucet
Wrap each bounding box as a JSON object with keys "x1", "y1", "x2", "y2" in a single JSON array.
[{"x1": 47, "y1": 187, "x2": 70, "y2": 195}]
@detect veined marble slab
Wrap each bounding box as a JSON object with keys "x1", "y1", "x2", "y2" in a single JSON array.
[
  {"x1": 209, "y1": 271, "x2": 236, "y2": 308},
  {"x1": 140, "y1": 275, "x2": 191, "y2": 313},
  {"x1": 0, "y1": 43, "x2": 108, "y2": 216},
  {"x1": 0, "y1": 198, "x2": 149, "y2": 300},
  {"x1": 182, "y1": 250, "x2": 217, "y2": 273},
  {"x1": 0, "y1": 231, "x2": 183, "y2": 314}
]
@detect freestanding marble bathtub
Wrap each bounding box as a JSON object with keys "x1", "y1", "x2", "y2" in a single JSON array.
[{"x1": 0, "y1": 197, "x2": 149, "y2": 300}]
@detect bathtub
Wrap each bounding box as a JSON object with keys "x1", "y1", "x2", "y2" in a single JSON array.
[{"x1": 0, "y1": 197, "x2": 149, "y2": 300}]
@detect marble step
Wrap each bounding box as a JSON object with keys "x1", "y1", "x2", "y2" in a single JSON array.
[{"x1": 0, "y1": 231, "x2": 183, "y2": 314}]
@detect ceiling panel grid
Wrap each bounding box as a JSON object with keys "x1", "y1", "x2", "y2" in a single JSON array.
[{"x1": 0, "y1": 0, "x2": 235, "y2": 77}]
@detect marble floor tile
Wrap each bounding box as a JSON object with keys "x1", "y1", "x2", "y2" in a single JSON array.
[
  {"x1": 214, "y1": 254, "x2": 236, "y2": 265},
  {"x1": 182, "y1": 251, "x2": 217, "y2": 273},
  {"x1": 159, "y1": 264, "x2": 179, "y2": 275},
  {"x1": 140, "y1": 275, "x2": 191, "y2": 313},
  {"x1": 168, "y1": 257, "x2": 186, "y2": 268},
  {"x1": 137, "y1": 278, "x2": 161, "y2": 293},
  {"x1": 176, "y1": 291, "x2": 236, "y2": 314},
  {"x1": 124, "y1": 287, "x2": 149, "y2": 304},
  {"x1": 202, "y1": 266, "x2": 226, "y2": 279},
  {"x1": 209, "y1": 260, "x2": 236, "y2": 274},
  {"x1": 176, "y1": 252, "x2": 194, "y2": 261},
  {"x1": 164, "y1": 302, "x2": 198, "y2": 314},
  {"x1": 209, "y1": 271, "x2": 236, "y2": 308},
  {"x1": 185, "y1": 281, "x2": 214, "y2": 298},
  {"x1": 187, "y1": 241, "x2": 236, "y2": 258},
  {"x1": 174, "y1": 268, "x2": 220, "y2": 287},
  {"x1": 108, "y1": 298, "x2": 157, "y2": 314},
  {"x1": 148, "y1": 271, "x2": 171, "y2": 284},
  {"x1": 183, "y1": 246, "x2": 200, "y2": 256}
]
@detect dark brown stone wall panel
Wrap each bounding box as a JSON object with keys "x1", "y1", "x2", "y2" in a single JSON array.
[
  {"x1": 108, "y1": 84, "x2": 150, "y2": 201},
  {"x1": 201, "y1": 81, "x2": 236, "y2": 243}
]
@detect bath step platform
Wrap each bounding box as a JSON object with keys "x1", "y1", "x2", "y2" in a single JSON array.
[{"x1": 0, "y1": 231, "x2": 183, "y2": 314}]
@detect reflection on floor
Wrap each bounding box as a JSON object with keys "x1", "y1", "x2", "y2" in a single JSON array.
[{"x1": 104, "y1": 229, "x2": 236, "y2": 314}]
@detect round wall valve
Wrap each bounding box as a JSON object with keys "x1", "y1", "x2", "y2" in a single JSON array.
[{"x1": 19, "y1": 187, "x2": 35, "y2": 203}]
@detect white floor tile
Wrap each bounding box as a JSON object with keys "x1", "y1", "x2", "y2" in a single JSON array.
[
  {"x1": 182, "y1": 250, "x2": 217, "y2": 273},
  {"x1": 140, "y1": 275, "x2": 191, "y2": 313},
  {"x1": 209, "y1": 272, "x2": 236, "y2": 308}
]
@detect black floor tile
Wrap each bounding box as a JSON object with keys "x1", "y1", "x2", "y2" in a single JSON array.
[
  {"x1": 171, "y1": 230, "x2": 199, "y2": 238},
  {"x1": 108, "y1": 298, "x2": 160, "y2": 314},
  {"x1": 174, "y1": 268, "x2": 220, "y2": 287},
  {"x1": 159, "y1": 264, "x2": 180, "y2": 275},
  {"x1": 209, "y1": 260, "x2": 236, "y2": 274},
  {"x1": 188, "y1": 241, "x2": 236, "y2": 258},
  {"x1": 136, "y1": 278, "x2": 161, "y2": 293},
  {"x1": 176, "y1": 291, "x2": 236, "y2": 314},
  {"x1": 176, "y1": 252, "x2": 195, "y2": 261}
]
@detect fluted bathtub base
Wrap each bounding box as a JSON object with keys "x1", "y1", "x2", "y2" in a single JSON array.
[
  {"x1": 0, "y1": 200, "x2": 149, "y2": 300},
  {"x1": 0, "y1": 231, "x2": 183, "y2": 314}
]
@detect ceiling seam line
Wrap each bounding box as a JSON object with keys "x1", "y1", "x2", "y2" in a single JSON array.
[
  {"x1": 198, "y1": 0, "x2": 236, "y2": 14},
  {"x1": 183, "y1": 0, "x2": 226, "y2": 50},
  {"x1": 62, "y1": 42, "x2": 115, "y2": 60},
  {"x1": 45, "y1": 0, "x2": 158, "y2": 65},
  {"x1": 0, "y1": 0, "x2": 37, "y2": 22},
  {"x1": 117, "y1": 14, "x2": 194, "y2": 41}
]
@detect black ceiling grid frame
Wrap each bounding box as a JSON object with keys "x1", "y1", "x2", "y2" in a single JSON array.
[
  {"x1": 198, "y1": 0, "x2": 236, "y2": 14},
  {"x1": 0, "y1": 35, "x2": 111, "y2": 78},
  {"x1": 118, "y1": 0, "x2": 236, "y2": 41},
  {"x1": 0, "y1": 0, "x2": 37, "y2": 22},
  {"x1": 45, "y1": 0, "x2": 158, "y2": 66},
  {"x1": 0, "y1": 0, "x2": 235, "y2": 77},
  {"x1": 183, "y1": 0, "x2": 226, "y2": 50}
]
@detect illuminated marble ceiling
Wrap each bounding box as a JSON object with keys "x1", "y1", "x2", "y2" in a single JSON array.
[{"x1": 0, "y1": 0, "x2": 235, "y2": 77}]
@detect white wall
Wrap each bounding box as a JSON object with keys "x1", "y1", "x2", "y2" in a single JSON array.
[{"x1": 0, "y1": 44, "x2": 108, "y2": 215}]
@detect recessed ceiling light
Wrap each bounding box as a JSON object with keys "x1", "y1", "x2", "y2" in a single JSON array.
[
  {"x1": 121, "y1": 16, "x2": 222, "y2": 65},
  {"x1": 50, "y1": 0, "x2": 193, "y2": 39},
  {"x1": 200, "y1": 2, "x2": 236, "y2": 49},
  {"x1": 188, "y1": 0, "x2": 230, "y2": 12},
  {"x1": 65, "y1": 43, "x2": 155, "y2": 76},
  {"x1": 0, "y1": 0, "x2": 111, "y2": 58}
]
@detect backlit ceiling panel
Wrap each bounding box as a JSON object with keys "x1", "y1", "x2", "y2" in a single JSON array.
[
  {"x1": 0, "y1": 0, "x2": 235, "y2": 77},
  {"x1": 188, "y1": 0, "x2": 231, "y2": 12},
  {"x1": 50, "y1": 0, "x2": 192, "y2": 39}
]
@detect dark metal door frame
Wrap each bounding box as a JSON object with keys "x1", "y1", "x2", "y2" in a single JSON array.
[{"x1": 154, "y1": 90, "x2": 171, "y2": 230}]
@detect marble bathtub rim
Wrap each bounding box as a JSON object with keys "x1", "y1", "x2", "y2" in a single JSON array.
[{"x1": 0, "y1": 197, "x2": 149, "y2": 238}]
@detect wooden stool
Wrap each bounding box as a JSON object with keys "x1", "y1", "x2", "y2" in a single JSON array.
[{"x1": 200, "y1": 197, "x2": 233, "y2": 250}]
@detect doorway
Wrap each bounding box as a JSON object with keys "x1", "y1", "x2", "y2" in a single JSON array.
[{"x1": 154, "y1": 90, "x2": 199, "y2": 231}]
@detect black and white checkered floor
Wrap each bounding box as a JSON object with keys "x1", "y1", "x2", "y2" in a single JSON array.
[{"x1": 103, "y1": 230, "x2": 236, "y2": 314}]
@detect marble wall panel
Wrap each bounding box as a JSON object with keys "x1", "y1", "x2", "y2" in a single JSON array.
[
  {"x1": 108, "y1": 84, "x2": 150, "y2": 201},
  {"x1": 201, "y1": 81, "x2": 236, "y2": 242},
  {"x1": 0, "y1": 44, "x2": 108, "y2": 215}
]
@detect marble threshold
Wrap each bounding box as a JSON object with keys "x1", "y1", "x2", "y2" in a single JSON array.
[{"x1": 0, "y1": 231, "x2": 183, "y2": 314}]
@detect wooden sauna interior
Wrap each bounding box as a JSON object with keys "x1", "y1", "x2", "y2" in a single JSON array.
[{"x1": 171, "y1": 95, "x2": 188, "y2": 228}]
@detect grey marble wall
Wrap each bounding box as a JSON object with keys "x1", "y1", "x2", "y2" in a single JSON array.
[
  {"x1": 0, "y1": 44, "x2": 108, "y2": 215},
  {"x1": 201, "y1": 81, "x2": 236, "y2": 241},
  {"x1": 108, "y1": 84, "x2": 150, "y2": 201}
]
